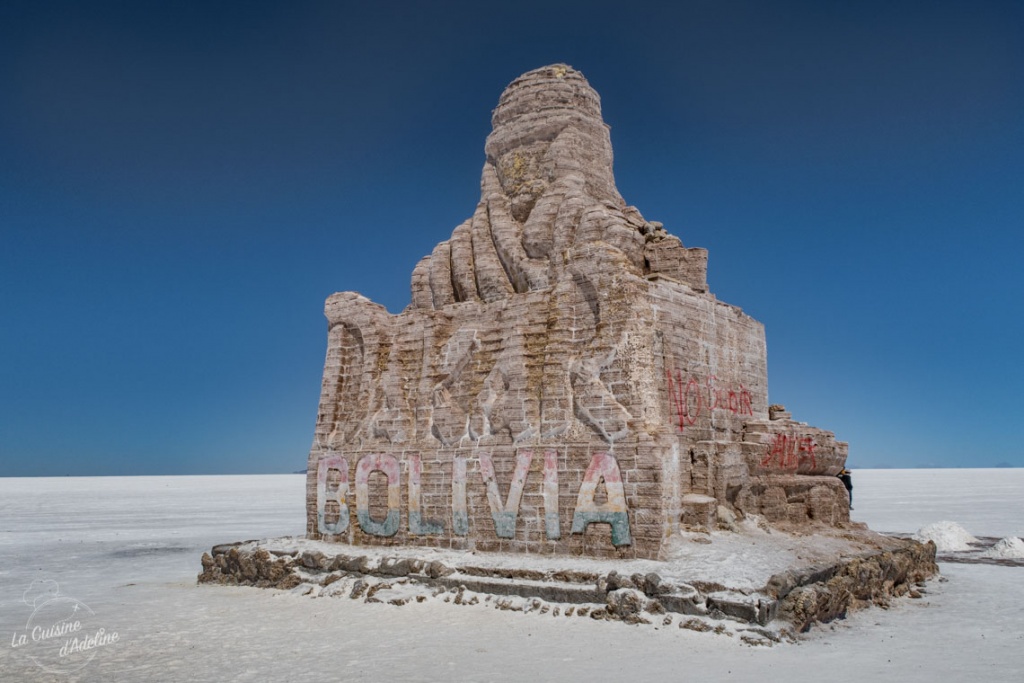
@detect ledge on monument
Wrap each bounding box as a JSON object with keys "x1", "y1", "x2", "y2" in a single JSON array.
[
  {"x1": 324, "y1": 290, "x2": 391, "y2": 322},
  {"x1": 198, "y1": 521, "x2": 936, "y2": 634}
]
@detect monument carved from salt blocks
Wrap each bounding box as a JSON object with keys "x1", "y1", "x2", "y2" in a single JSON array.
[{"x1": 306, "y1": 64, "x2": 849, "y2": 560}]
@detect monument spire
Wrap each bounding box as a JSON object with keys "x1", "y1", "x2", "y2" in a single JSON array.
[{"x1": 411, "y1": 64, "x2": 646, "y2": 309}]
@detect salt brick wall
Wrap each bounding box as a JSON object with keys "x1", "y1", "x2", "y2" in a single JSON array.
[
  {"x1": 305, "y1": 273, "x2": 849, "y2": 558},
  {"x1": 306, "y1": 445, "x2": 660, "y2": 559}
]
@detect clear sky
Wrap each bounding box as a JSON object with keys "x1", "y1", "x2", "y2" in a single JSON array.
[{"x1": 2, "y1": 1, "x2": 1022, "y2": 476}]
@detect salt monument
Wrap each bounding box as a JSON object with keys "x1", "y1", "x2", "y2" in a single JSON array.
[
  {"x1": 201, "y1": 65, "x2": 936, "y2": 633},
  {"x1": 306, "y1": 64, "x2": 848, "y2": 557}
]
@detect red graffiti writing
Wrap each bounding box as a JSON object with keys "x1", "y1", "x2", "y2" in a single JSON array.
[
  {"x1": 665, "y1": 369, "x2": 753, "y2": 432},
  {"x1": 760, "y1": 434, "x2": 817, "y2": 470}
]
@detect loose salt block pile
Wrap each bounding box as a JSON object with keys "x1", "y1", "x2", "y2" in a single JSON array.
[
  {"x1": 913, "y1": 521, "x2": 978, "y2": 552},
  {"x1": 980, "y1": 536, "x2": 1024, "y2": 559}
]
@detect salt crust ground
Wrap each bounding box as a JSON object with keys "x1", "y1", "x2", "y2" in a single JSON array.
[{"x1": 1, "y1": 469, "x2": 1021, "y2": 682}]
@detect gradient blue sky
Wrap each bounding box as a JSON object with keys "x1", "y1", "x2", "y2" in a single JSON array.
[{"x1": 2, "y1": 1, "x2": 1022, "y2": 475}]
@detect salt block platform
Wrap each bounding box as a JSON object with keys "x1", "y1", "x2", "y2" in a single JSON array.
[{"x1": 199, "y1": 523, "x2": 936, "y2": 634}]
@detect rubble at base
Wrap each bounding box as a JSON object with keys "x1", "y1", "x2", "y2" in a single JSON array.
[{"x1": 198, "y1": 530, "x2": 937, "y2": 639}]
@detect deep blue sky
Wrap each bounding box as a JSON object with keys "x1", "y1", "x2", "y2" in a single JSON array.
[{"x1": 2, "y1": 1, "x2": 1022, "y2": 475}]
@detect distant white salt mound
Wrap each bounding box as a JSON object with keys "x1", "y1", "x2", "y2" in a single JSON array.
[
  {"x1": 980, "y1": 536, "x2": 1024, "y2": 559},
  {"x1": 913, "y1": 521, "x2": 978, "y2": 552}
]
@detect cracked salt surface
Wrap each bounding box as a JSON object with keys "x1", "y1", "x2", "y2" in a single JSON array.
[{"x1": 1, "y1": 469, "x2": 1022, "y2": 681}]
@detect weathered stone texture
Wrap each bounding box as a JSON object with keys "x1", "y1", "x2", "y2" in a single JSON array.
[{"x1": 306, "y1": 64, "x2": 852, "y2": 559}]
